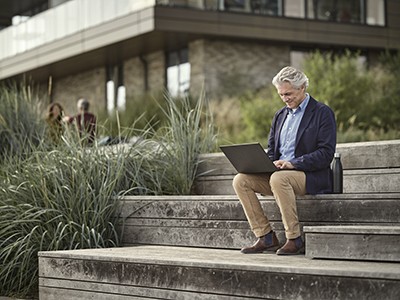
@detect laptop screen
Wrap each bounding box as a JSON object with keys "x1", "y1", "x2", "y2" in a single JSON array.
[{"x1": 220, "y1": 143, "x2": 279, "y2": 173}]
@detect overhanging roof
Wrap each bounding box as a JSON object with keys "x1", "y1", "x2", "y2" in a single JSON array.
[{"x1": 1, "y1": 5, "x2": 398, "y2": 83}]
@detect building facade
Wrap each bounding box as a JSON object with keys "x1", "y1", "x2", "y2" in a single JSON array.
[{"x1": 0, "y1": 0, "x2": 398, "y2": 114}]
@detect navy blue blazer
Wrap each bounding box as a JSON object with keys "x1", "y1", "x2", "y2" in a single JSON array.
[{"x1": 267, "y1": 96, "x2": 336, "y2": 194}]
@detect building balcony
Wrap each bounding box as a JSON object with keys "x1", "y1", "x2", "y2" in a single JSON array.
[{"x1": 0, "y1": 0, "x2": 396, "y2": 83}]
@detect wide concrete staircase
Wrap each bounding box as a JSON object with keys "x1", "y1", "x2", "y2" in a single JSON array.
[{"x1": 39, "y1": 140, "x2": 400, "y2": 299}]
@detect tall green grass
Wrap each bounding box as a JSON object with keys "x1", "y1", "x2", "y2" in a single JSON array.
[
  {"x1": 0, "y1": 146, "x2": 127, "y2": 297},
  {"x1": 152, "y1": 90, "x2": 217, "y2": 194},
  {"x1": 0, "y1": 84, "x2": 216, "y2": 298},
  {"x1": 0, "y1": 82, "x2": 46, "y2": 159}
]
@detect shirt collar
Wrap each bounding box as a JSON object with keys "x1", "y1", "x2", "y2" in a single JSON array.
[
  {"x1": 299, "y1": 93, "x2": 310, "y2": 111},
  {"x1": 288, "y1": 93, "x2": 310, "y2": 113}
]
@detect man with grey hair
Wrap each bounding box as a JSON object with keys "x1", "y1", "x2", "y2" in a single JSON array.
[
  {"x1": 67, "y1": 98, "x2": 97, "y2": 144},
  {"x1": 233, "y1": 66, "x2": 336, "y2": 255}
]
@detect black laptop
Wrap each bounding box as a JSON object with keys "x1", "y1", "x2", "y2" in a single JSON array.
[{"x1": 220, "y1": 143, "x2": 279, "y2": 173}]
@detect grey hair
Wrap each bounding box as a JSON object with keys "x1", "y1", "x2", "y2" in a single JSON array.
[
  {"x1": 272, "y1": 66, "x2": 309, "y2": 89},
  {"x1": 77, "y1": 98, "x2": 89, "y2": 111}
]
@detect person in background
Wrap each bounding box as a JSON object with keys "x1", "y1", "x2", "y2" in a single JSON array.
[
  {"x1": 45, "y1": 102, "x2": 65, "y2": 143},
  {"x1": 233, "y1": 66, "x2": 336, "y2": 255},
  {"x1": 65, "y1": 98, "x2": 97, "y2": 145}
]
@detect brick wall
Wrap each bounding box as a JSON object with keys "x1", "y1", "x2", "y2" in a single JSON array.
[
  {"x1": 146, "y1": 50, "x2": 165, "y2": 94},
  {"x1": 51, "y1": 41, "x2": 290, "y2": 115},
  {"x1": 189, "y1": 39, "x2": 290, "y2": 99},
  {"x1": 52, "y1": 67, "x2": 106, "y2": 116},
  {"x1": 124, "y1": 51, "x2": 165, "y2": 100},
  {"x1": 124, "y1": 57, "x2": 145, "y2": 99}
]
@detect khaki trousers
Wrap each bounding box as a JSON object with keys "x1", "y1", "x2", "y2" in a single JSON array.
[{"x1": 232, "y1": 171, "x2": 306, "y2": 239}]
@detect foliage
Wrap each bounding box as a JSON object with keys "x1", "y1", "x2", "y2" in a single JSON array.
[
  {"x1": 96, "y1": 91, "x2": 168, "y2": 137},
  {"x1": 153, "y1": 90, "x2": 217, "y2": 194},
  {"x1": 208, "y1": 96, "x2": 244, "y2": 145},
  {"x1": 239, "y1": 86, "x2": 283, "y2": 147},
  {"x1": 208, "y1": 87, "x2": 283, "y2": 146},
  {"x1": 0, "y1": 82, "x2": 47, "y2": 159},
  {"x1": 337, "y1": 126, "x2": 400, "y2": 143},
  {"x1": 0, "y1": 145, "x2": 127, "y2": 297},
  {"x1": 302, "y1": 50, "x2": 376, "y2": 131},
  {"x1": 210, "y1": 49, "x2": 400, "y2": 145},
  {"x1": 0, "y1": 84, "x2": 216, "y2": 298},
  {"x1": 371, "y1": 50, "x2": 400, "y2": 131}
]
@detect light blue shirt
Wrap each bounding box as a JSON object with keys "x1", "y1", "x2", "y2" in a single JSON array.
[{"x1": 279, "y1": 94, "x2": 310, "y2": 161}]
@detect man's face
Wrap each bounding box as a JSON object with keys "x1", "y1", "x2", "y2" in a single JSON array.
[{"x1": 276, "y1": 82, "x2": 306, "y2": 109}]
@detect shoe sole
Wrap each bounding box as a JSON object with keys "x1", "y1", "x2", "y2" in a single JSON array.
[
  {"x1": 276, "y1": 246, "x2": 305, "y2": 256},
  {"x1": 240, "y1": 245, "x2": 280, "y2": 254}
]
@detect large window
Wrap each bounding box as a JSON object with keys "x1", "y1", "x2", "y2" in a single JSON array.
[
  {"x1": 284, "y1": 0, "x2": 305, "y2": 18},
  {"x1": 307, "y1": 0, "x2": 362, "y2": 23},
  {"x1": 366, "y1": 0, "x2": 385, "y2": 26},
  {"x1": 306, "y1": 0, "x2": 385, "y2": 26},
  {"x1": 167, "y1": 49, "x2": 190, "y2": 97},
  {"x1": 156, "y1": 0, "x2": 385, "y2": 26},
  {"x1": 222, "y1": 0, "x2": 282, "y2": 15},
  {"x1": 250, "y1": 0, "x2": 282, "y2": 15}
]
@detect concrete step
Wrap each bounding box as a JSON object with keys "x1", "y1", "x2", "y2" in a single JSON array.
[
  {"x1": 38, "y1": 245, "x2": 400, "y2": 300},
  {"x1": 305, "y1": 225, "x2": 400, "y2": 262},
  {"x1": 118, "y1": 193, "x2": 400, "y2": 249}
]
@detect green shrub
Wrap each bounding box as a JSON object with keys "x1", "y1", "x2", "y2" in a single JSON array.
[
  {"x1": 211, "y1": 49, "x2": 400, "y2": 145},
  {"x1": 371, "y1": 50, "x2": 400, "y2": 131},
  {"x1": 208, "y1": 86, "x2": 283, "y2": 146},
  {"x1": 239, "y1": 86, "x2": 283, "y2": 146},
  {"x1": 208, "y1": 96, "x2": 244, "y2": 145},
  {"x1": 303, "y1": 50, "x2": 375, "y2": 131}
]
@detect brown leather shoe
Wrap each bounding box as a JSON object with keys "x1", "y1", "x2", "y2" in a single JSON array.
[
  {"x1": 241, "y1": 231, "x2": 280, "y2": 254},
  {"x1": 276, "y1": 236, "x2": 305, "y2": 255}
]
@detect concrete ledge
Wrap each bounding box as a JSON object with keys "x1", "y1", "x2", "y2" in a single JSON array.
[
  {"x1": 304, "y1": 225, "x2": 400, "y2": 234},
  {"x1": 335, "y1": 140, "x2": 400, "y2": 169},
  {"x1": 198, "y1": 140, "x2": 400, "y2": 175},
  {"x1": 305, "y1": 225, "x2": 400, "y2": 262},
  {"x1": 195, "y1": 140, "x2": 400, "y2": 195},
  {"x1": 194, "y1": 168, "x2": 400, "y2": 194},
  {"x1": 38, "y1": 246, "x2": 400, "y2": 300}
]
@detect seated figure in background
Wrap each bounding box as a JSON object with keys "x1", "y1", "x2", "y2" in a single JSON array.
[{"x1": 65, "y1": 98, "x2": 97, "y2": 145}]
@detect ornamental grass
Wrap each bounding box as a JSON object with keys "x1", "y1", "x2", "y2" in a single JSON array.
[{"x1": 0, "y1": 83, "x2": 216, "y2": 298}]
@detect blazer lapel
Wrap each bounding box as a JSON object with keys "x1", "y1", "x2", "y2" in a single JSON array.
[{"x1": 295, "y1": 97, "x2": 317, "y2": 147}]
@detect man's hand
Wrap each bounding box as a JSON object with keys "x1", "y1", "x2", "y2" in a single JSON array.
[{"x1": 274, "y1": 160, "x2": 295, "y2": 170}]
